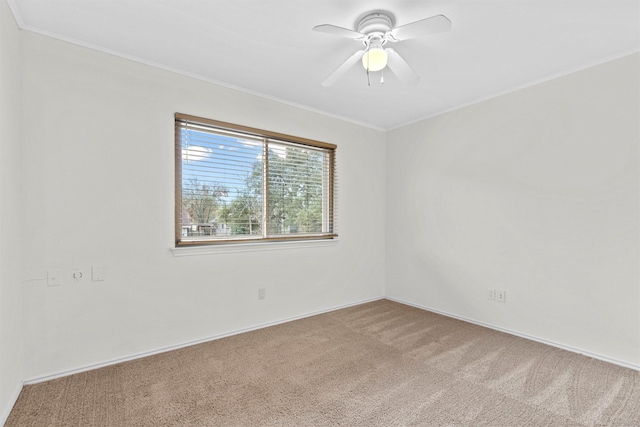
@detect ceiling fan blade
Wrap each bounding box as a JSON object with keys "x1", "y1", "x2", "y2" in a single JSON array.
[
  {"x1": 389, "y1": 14, "x2": 451, "y2": 41},
  {"x1": 385, "y1": 49, "x2": 420, "y2": 84},
  {"x1": 313, "y1": 24, "x2": 365, "y2": 40},
  {"x1": 321, "y1": 50, "x2": 365, "y2": 87}
]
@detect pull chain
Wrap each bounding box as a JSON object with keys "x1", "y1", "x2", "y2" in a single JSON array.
[{"x1": 365, "y1": 41, "x2": 371, "y2": 86}]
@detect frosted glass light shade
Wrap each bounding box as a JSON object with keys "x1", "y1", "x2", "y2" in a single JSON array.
[{"x1": 361, "y1": 47, "x2": 388, "y2": 72}]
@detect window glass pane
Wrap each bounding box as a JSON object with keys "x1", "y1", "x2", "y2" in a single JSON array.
[
  {"x1": 267, "y1": 141, "x2": 326, "y2": 235},
  {"x1": 181, "y1": 126, "x2": 263, "y2": 241}
]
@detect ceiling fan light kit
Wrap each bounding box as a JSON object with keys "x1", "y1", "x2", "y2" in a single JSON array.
[
  {"x1": 362, "y1": 38, "x2": 388, "y2": 72},
  {"x1": 314, "y1": 10, "x2": 451, "y2": 87}
]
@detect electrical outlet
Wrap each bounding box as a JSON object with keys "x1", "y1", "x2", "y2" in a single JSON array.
[
  {"x1": 496, "y1": 290, "x2": 506, "y2": 303},
  {"x1": 487, "y1": 289, "x2": 495, "y2": 300},
  {"x1": 258, "y1": 288, "x2": 266, "y2": 300}
]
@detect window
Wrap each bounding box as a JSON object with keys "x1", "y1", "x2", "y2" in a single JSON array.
[{"x1": 175, "y1": 113, "x2": 337, "y2": 246}]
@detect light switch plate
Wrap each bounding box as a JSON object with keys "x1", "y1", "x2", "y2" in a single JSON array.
[{"x1": 92, "y1": 265, "x2": 105, "y2": 281}]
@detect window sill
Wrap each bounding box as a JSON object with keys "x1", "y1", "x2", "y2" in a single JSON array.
[{"x1": 170, "y1": 238, "x2": 339, "y2": 256}]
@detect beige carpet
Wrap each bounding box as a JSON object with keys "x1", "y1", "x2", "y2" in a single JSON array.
[{"x1": 6, "y1": 299, "x2": 640, "y2": 426}]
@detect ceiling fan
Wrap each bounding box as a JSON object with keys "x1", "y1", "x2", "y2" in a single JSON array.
[{"x1": 313, "y1": 11, "x2": 451, "y2": 86}]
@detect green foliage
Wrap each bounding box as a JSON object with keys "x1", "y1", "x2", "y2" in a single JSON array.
[
  {"x1": 223, "y1": 160, "x2": 263, "y2": 236},
  {"x1": 267, "y1": 147, "x2": 324, "y2": 234}
]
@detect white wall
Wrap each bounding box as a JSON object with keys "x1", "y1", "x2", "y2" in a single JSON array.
[
  {"x1": 19, "y1": 31, "x2": 386, "y2": 380},
  {"x1": 386, "y1": 53, "x2": 640, "y2": 367},
  {"x1": 0, "y1": 0, "x2": 24, "y2": 421}
]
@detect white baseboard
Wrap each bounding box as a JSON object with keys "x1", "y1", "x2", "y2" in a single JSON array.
[
  {"x1": 1, "y1": 381, "x2": 23, "y2": 427},
  {"x1": 23, "y1": 296, "x2": 385, "y2": 385},
  {"x1": 386, "y1": 296, "x2": 640, "y2": 372},
  {"x1": 22, "y1": 294, "x2": 637, "y2": 388}
]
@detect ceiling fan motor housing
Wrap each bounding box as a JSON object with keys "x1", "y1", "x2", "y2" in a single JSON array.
[{"x1": 357, "y1": 12, "x2": 393, "y2": 36}]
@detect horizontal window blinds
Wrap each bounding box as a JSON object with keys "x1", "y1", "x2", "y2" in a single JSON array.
[{"x1": 175, "y1": 114, "x2": 337, "y2": 246}]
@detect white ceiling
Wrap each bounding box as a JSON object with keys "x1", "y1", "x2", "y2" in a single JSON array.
[{"x1": 8, "y1": 0, "x2": 640, "y2": 130}]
